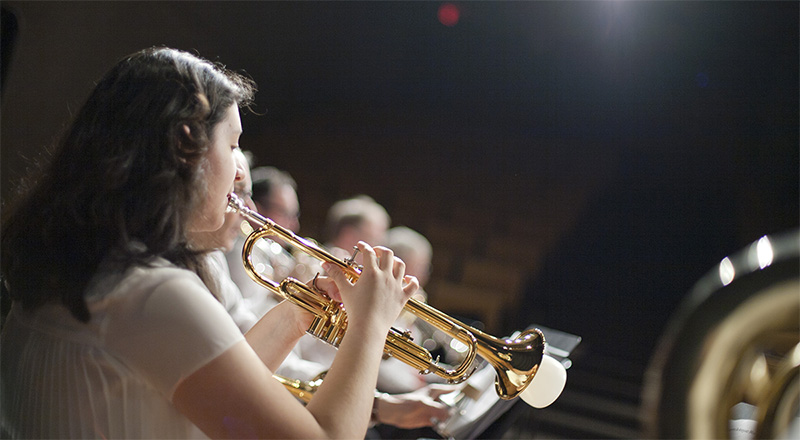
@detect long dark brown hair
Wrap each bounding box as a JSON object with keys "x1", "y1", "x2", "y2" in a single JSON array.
[{"x1": 1, "y1": 47, "x2": 256, "y2": 322}]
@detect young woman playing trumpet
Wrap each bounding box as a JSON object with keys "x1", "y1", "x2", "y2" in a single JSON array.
[{"x1": 1, "y1": 47, "x2": 418, "y2": 439}]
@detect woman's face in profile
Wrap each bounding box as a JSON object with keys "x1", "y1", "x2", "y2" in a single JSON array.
[{"x1": 189, "y1": 104, "x2": 243, "y2": 233}]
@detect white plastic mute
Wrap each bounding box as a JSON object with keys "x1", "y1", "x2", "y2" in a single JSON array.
[{"x1": 519, "y1": 355, "x2": 567, "y2": 408}]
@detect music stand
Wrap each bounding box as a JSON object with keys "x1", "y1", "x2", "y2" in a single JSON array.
[{"x1": 433, "y1": 325, "x2": 581, "y2": 440}]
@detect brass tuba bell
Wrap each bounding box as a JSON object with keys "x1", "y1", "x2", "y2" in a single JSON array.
[{"x1": 642, "y1": 230, "x2": 800, "y2": 438}]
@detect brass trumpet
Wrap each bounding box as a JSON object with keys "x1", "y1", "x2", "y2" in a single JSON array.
[{"x1": 228, "y1": 194, "x2": 545, "y2": 399}]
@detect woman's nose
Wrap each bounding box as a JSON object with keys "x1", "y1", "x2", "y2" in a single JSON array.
[{"x1": 234, "y1": 162, "x2": 246, "y2": 182}]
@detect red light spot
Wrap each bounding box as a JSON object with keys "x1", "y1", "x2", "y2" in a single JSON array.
[{"x1": 438, "y1": 3, "x2": 460, "y2": 27}]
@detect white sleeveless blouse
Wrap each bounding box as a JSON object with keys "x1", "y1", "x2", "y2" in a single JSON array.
[{"x1": 1, "y1": 260, "x2": 244, "y2": 438}]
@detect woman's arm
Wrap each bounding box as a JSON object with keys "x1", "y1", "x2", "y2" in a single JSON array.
[
  {"x1": 172, "y1": 317, "x2": 389, "y2": 439},
  {"x1": 244, "y1": 300, "x2": 312, "y2": 371},
  {"x1": 173, "y1": 340, "x2": 322, "y2": 438},
  {"x1": 173, "y1": 242, "x2": 418, "y2": 439}
]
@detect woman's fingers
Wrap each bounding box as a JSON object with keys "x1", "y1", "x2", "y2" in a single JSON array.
[
  {"x1": 311, "y1": 274, "x2": 342, "y2": 301},
  {"x1": 360, "y1": 242, "x2": 407, "y2": 282},
  {"x1": 373, "y1": 245, "x2": 395, "y2": 272},
  {"x1": 321, "y1": 263, "x2": 342, "y2": 281},
  {"x1": 324, "y1": 242, "x2": 415, "y2": 326},
  {"x1": 355, "y1": 241, "x2": 377, "y2": 269},
  {"x1": 393, "y1": 257, "x2": 406, "y2": 280},
  {"x1": 373, "y1": 245, "x2": 409, "y2": 282},
  {"x1": 402, "y1": 275, "x2": 419, "y2": 297}
]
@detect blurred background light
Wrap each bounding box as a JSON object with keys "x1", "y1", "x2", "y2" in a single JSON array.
[
  {"x1": 756, "y1": 235, "x2": 774, "y2": 269},
  {"x1": 719, "y1": 256, "x2": 735, "y2": 286},
  {"x1": 438, "y1": 2, "x2": 460, "y2": 27}
]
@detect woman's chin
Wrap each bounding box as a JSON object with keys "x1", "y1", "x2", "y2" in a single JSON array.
[{"x1": 188, "y1": 216, "x2": 226, "y2": 234}]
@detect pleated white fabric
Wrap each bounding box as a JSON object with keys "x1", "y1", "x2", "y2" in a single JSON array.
[
  {"x1": 1, "y1": 260, "x2": 245, "y2": 438},
  {"x1": 204, "y1": 250, "x2": 258, "y2": 333}
]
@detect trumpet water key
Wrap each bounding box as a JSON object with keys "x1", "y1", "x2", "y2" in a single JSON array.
[{"x1": 228, "y1": 194, "x2": 563, "y2": 401}]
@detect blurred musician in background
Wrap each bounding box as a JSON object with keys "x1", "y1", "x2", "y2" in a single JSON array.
[
  {"x1": 385, "y1": 226, "x2": 432, "y2": 301},
  {"x1": 323, "y1": 195, "x2": 391, "y2": 261}
]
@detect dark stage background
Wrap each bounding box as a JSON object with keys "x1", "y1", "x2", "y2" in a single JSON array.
[{"x1": 1, "y1": 2, "x2": 798, "y2": 438}]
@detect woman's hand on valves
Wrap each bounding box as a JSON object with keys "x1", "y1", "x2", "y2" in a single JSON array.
[{"x1": 316, "y1": 241, "x2": 419, "y2": 331}]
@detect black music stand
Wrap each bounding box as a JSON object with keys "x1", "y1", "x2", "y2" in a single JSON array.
[{"x1": 433, "y1": 325, "x2": 581, "y2": 440}]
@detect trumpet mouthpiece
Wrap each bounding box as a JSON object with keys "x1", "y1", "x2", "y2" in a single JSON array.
[{"x1": 227, "y1": 193, "x2": 245, "y2": 213}]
